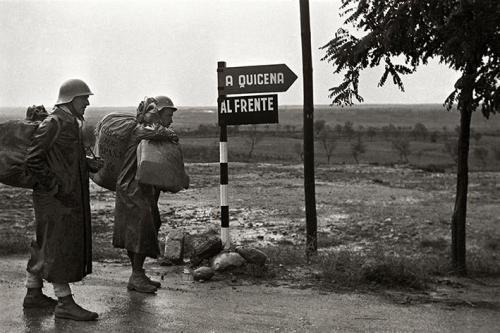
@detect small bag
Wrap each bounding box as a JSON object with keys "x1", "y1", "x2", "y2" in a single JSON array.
[{"x1": 136, "y1": 139, "x2": 189, "y2": 193}]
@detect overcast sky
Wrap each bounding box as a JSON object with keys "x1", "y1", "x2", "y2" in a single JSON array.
[{"x1": 1, "y1": 0, "x2": 460, "y2": 107}]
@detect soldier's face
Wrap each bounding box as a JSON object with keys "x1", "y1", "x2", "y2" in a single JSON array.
[
  {"x1": 72, "y1": 95, "x2": 90, "y2": 117},
  {"x1": 158, "y1": 108, "x2": 175, "y2": 127}
]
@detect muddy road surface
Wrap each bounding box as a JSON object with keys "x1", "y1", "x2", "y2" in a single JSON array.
[{"x1": 0, "y1": 256, "x2": 499, "y2": 333}]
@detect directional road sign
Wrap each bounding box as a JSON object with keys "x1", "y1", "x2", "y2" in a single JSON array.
[
  {"x1": 218, "y1": 94, "x2": 278, "y2": 125},
  {"x1": 218, "y1": 64, "x2": 297, "y2": 95}
]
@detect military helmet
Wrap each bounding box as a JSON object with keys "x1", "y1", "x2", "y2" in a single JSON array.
[
  {"x1": 55, "y1": 79, "x2": 93, "y2": 105},
  {"x1": 154, "y1": 95, "x2": 177, "y2": 111}
]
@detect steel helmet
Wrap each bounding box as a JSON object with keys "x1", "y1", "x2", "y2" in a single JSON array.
[
  {"x1": 55, "y1": 79, "x2": 93, "y2": 105},
  {"x1": 154, "y1": 95, "x2": 177, "y2": 111}
]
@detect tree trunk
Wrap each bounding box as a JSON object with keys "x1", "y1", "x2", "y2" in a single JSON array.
[{"x1": 451, "y1": 73, "x2": 474, "y2": 275}]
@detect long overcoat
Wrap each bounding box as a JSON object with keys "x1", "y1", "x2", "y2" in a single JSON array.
[
  {"x1": 112, "y1": 124, "x2": 176, "y2": 258},
  {"x1": 25, "y1": 107, "x2": 92, "y2": 283}
]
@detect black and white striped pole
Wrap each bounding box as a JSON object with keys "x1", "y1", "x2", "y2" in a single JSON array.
[
  {"x1": 217, "y1": 60, "x2": 296, "y2": 249},
  {"x1": 218, "y1": 61, "x2": 230, "y2": 249}
]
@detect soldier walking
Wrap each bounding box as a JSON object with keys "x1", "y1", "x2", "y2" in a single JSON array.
[{"x1": 24, "y1": 78, "x2": 102, "y2": 321}]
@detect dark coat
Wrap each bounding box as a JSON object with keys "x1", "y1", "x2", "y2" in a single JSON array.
[
  {"x1": 112, "y1": 124, "x2": 176, "y2": 258},
  {"x1": 25, "y1": 107, "x2": 92, "y2": 283}
]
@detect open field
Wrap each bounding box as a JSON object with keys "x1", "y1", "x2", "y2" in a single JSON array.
[
  {"x1": 3, "y1": 104, "x2": 499, "y2": 171},
  {"x1": 2, "y1": 104, "x2": 500, "y2": 132},
  {"x1": 1, "y1": 162, "x2": 499, "y2": 278}
]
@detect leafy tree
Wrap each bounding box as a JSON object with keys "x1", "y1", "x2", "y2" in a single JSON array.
[
  {"x1": 392, "y1": 138, "x2": 411, "y2": 163},
  {"x1": 321, "y1": 0, "x2": 499, "y2": 274},
  {"x1": 318, "y1": 127, "x2": 337, "y2": 164},
  {"x1": 351, "y1": 134, "x2": 366, "y2": 163},
  {"x1": 412, "y1": 122, "x2": 429, "y2": 141},
  {"x1": 244, "y1": 125, "x2": 263, "y2": 159},
  {"x1": 334, "y1": 123, "x2": 343, "y2": 137},
  {"x1": 343, "y1": 121, "x2": 355, "y2": 140},
  {"x1": 314, "y1": 119, "x2": 327, "y2": 137}
]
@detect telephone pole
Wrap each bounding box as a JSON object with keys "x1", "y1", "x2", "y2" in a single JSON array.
[{"x1": 299, "y1": 0, "x2": 317, "y2": 256}]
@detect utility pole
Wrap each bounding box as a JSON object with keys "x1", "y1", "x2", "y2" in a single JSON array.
[{"x1": 299, "y1": 0, "x2": 317, "y2": 257}]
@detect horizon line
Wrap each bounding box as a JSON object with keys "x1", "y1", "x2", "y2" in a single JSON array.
[{"x1": 0, "y1": 102, "x2": 447, "y2": 109}]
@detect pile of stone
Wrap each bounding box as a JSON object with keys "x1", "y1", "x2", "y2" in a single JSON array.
[{"x1": 161, "y1": 229, "x2": 268, "y2": 282}]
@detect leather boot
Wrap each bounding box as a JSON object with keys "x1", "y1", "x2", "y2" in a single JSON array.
[
  {"x1": 55, "y1": 295, "x2": 98, "y2": 321},
  {"x1": 127, "y1": 271, "x2": 158, "y2": 293},
  {"x1": 139, "y1": 269, "x2": 161, "y2": 288},
  {"x1": 23, "y1": 288, "x2": 58, "y2": 308}
]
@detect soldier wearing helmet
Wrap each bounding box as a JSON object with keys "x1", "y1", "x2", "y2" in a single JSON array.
[
  {"x1": 154, "y1": 95, "x2": 177, "y2": 128},
  {"x1": 113, "y1": 95, "x2": 179, "y2": 293},
  {"x1": 24, "y1": 78, "x2": 102, "y2": 321}
]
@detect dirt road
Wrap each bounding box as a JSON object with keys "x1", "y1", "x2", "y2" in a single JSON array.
[{"x1": 0, "y1": 256, "x2": 498, "y2": 333}]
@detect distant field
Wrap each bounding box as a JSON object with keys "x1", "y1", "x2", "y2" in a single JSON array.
[
  {"x1": 2, "y1": 104, "x2": 499, "y2": 171},
  {"x1": 2, "y1": 104, "x2": 499, "y2": 133}
]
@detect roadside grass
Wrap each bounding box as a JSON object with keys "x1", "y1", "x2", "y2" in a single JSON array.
[
  {"x1": 0, "y1": 233, "x2": 30, "y2": 255},
  {"x1": 466, "y1": 248, "x2": 500, "y2": 277},
  {"x1": 260, "y1": 245, "x2": 500, "y2": 291}
]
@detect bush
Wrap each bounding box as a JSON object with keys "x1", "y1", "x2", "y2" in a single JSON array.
[
  {"x1": 392, "y1": 138, "x2": 411, "y2": 163},
  {"x1": 412, "y1": 123, "x2": 428, "y2": 140}
]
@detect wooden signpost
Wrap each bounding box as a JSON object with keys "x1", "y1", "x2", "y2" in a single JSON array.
[
  {"x1": 218, "y1": 64, "x2": 298, "y2": 95},
  {"x1": 217, "y1": 61, "x2": 297, "y2": 248},
  {"x1": 218, "y1": 94, "x2": 278, "y2": 125}
]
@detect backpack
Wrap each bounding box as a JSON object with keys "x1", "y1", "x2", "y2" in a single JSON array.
[
  {"x1": 0, "y1": 105, "x2": 49, "y2": 188},
  {"x1": 90, "y1": 113, "x2": 137, "y2": 191}
]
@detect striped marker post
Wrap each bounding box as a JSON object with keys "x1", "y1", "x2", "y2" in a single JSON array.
[{"x1": 218, "y1": 61, "x2": 230, "y2": 249}]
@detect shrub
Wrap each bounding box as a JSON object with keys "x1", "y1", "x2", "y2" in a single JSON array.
[
  {"x1": 412, "y1": 122, "x2": 428, "y2": 140},
  {"x1": 392, "y1": 138, "x2": 411, "y2": 163}
]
